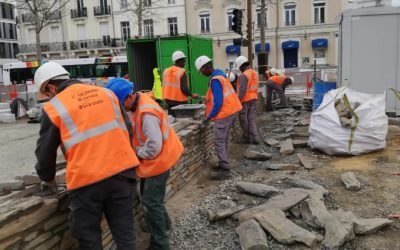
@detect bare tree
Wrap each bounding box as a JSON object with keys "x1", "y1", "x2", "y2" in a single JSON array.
[
  {"x1": 12, "y1": 0, "x2": 70, "y2": 64},
  {"x1": 116, "y1": 0, "x2": 162, "y2": 37}
]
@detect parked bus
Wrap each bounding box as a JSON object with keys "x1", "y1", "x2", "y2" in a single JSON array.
[{"x1": 2, "y1": 56, "x2": 128, "y2": 90}]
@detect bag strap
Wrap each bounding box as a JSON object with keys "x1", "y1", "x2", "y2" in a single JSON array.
[{"x1": 341, "y1": 93, "x2": 359, "y2": 152}]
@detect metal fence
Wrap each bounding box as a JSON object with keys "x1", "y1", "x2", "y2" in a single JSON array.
[{"x1": 0, "y1": 84, "x2": 31, "y2": 105}]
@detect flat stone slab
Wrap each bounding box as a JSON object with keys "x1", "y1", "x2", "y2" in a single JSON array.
[
  {"x1": 297, "y1": 153, "x2": 314, "y2": 169},
  {"x1": 15, "y1": 174, "x2": 41, "y2": 185},
  {"x1": 284, "y1": 126, "x2": 295, "y2": 133},
  {"x1": 265, "y1": 138, "x2": 280, "y2": 147},
  {"x1": 322, "y1": 209, "x2": 355, "y2": 250},
  {"x1": 273, "y1": 133, "x2": 292, "y2": 141},
  {"x1": 266, "y1": 164, "x2": 299, "y2": 170},
  {"x1": 255, "y1": 208, "x2": 319, "y2": 247},
  {"x1": 280, "y1": 139, "x2": 294, "y2": 155},
  {"x1": 303, "y1": 190, "x2": 332, "y2": 228},
  {"x1": 236, "y1": 182, "x2": 281, "y2": 198},
  {"x1": 286, "y1": 177, "x2": 329, "y2": 195},
  {"x1": 243, "y1": 150, "x2": 272, "y2": 161},
  {"x1": 235, "y1": 219, "x2": 269, "y2": 250},
  {"x1": 0, "y1": 196, "x2": 43, "y2": 224},
  {"x1": 341, "y1": 172, "x2": 361, "y2": 191},
  {"x1": 292, "y1": 140, "x2": 308, "y2": 148},
  {"x1": 350, "y1": 213, "x2": 393, "y2": 235},
  {"x1": 0, "y1": 180, "x2": 25, "y2": 192},
  {"x1": 238, "y1": 188, "x2": 309, "y2": 223},
  {"x1": 208, "y1": 205, "x2": 247, "y2": 222}
]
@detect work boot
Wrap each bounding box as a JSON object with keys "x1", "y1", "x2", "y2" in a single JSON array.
[
  {"x1": 237, "y1": 136, "x2": 251, "y2": 144},
  {"x1": 209, "y1": 169, "x2": 231, "y2": 180},
  {"x1": 218, "y1": 162, "x2": 232, "y2": 171}
]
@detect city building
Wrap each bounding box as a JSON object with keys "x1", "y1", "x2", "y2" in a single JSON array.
[
  {"x1": 0, "y1": 0, "x2": 18, "y2": 81},
  {"x1": 185, "y1": 0, "x2": 350, "y2": 71},
  {"x1": 16, "y1": 0, "x2": 186, "y2": 61}
]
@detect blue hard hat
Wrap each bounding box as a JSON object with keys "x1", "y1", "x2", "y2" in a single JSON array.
[{"x1": 105, "y1": 78, "x2": 134, "y2": 104}]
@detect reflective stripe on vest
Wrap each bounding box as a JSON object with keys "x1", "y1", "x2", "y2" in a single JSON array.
[
  {"x1": 162, "y1": 67, "x2": 184, "y2": 88},
  {"x1": 49, "y1": 89, "x2": 126, "y2": 151},
  {"x1": 135, "y1": 103, "x2": 170, "y2": 145}
]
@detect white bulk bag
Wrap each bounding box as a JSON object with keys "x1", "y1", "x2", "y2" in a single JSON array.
[{"x1": 308, "y1": 87, "x2": 388, "y2": 155}]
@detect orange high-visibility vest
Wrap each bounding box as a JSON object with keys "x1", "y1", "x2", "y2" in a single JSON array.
[
  {"x1": 132, "y1": 93, "x2": 184, "y2": 178},
  {"x1": 237, "y1": 68, "x2": 259, "y2": 103},
  {"x1": 43, "y1": 83, "x2": 140, "y2": 190},
  {"x1": 269, "y1": 75, "x2": 287, "y2": 86},
  {"x1": 162, "y1": 65, "x2": 188, "y2": 102},
  {"x1": 205, "y1": 75, "x2": 242, "y2": 121}
]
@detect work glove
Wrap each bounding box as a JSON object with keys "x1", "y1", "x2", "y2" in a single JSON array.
[
  {"x1": 191, "y1": 93, "x2": 199, "y2": 99},
  {"x1": 201, "y1": 117, "x2": 210, "y2": 128},
  {"x1": 40, "y1": 179, "x2": 58, "y2": 195}
]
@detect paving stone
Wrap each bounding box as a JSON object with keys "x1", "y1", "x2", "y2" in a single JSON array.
[
  {"x1": 350, "y1": 213, "x2": 393, "y2": 235},
  {"x1": 280, "y1": 139, "x2": 294, "y2": 155},
  {"x1": 284, "y1": 126, "x2": 295, "y2": 133},
  {"x1": 23, "y1": 231, "x2": 38, "y2": 242},
  {"x1": 297, "y1": 153, "x2": 314, "y2": 169},
  {"x1": 0, "y1": 196, "x2": 43, "y2": 224},
  {"x1": 0, "y1": 184, "x2": 41, "y2": 202},
  {"x1": 341, "y1": 172, "x2": 361, "y2": 191},
  {"x1": 208, "y1": 205, "x2": 247, "y2": 222},
  {"x1": 44, "y1": 214, "x2": 67, "y2": 231},
  {"x1": 0, "y1": 180, "x2": 25, "y2": 191},
  {"x1": 235, "y1": 219, "x2": 269, "y2": 250},
  {"x1": 299, "y1": 201, "x2": 319, "y2": 228},
  {"x1": 292, "y1": 140, "x2": 308, "y2": 148},
  {"x1": 255, "y1": 208, "x2": 318, "y2": 247},
  {"x1": 322, "y1": 209, "x2": 355, "y2": 250},
  {"x1": 0, "y1": 199, "x2": 58, "y2": 241},
  {"x1": 238, "y1": 188, "x2": 309, "y2": 223},
  {"x1": 0, "y1": 235, "x2": 21, "y2": 249},
  {"x1": 35, "y1": 235, "x2": 61, "y2": 250},
  {"x1": 305, "y1": 190, "x2": 332, "y2": 228},
  {"x1": 286, "y1": 177, "x2": 329, "y2": 195},
  {"x1": 265, "y1": 164, "x2": 299, "y2": 170},
  {"x1": 22, "y1": 232, "x2": 52, "y2": 250},
  {"x1": 236, "y1": 182, "x2": 281, "y2": 198},
  {"x1": 264, "y1": 138, "x2": 280, "y2": 147},
  {"x1": 243, "y1": 150, "x2": 272, "y2": 161},
  {"x1": 15, "y1": 175, "x2": 41, "y2": 185}
]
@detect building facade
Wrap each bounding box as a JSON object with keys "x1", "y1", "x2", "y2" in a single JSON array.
[
  {"x1": 0, "y1": 0, "x2": 18, "y2": 81},
  {"x1": 16, "y1": 0, "x2": 186, "y2": 61},
  {"x1": 185, "y1": 0, "x2": 350, "y2": 71}
]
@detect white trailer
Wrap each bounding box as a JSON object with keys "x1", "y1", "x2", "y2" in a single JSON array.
[{"x1": 338, "y1": 6, "x2": 400, "y2": 113}]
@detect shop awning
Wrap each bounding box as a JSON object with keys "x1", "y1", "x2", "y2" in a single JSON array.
[
  {"x1": 312, "y1": 38, "x2": 328, "y2": 48},
  {"x1": 225, "y1": 45, "x2": 240, "y2": 54},
  {"x1": 282, "y1": 40, "x2": 299, "y2": 50},
  {"x1": 255, "y1": 43, "x2": 270, "y2": 53}
]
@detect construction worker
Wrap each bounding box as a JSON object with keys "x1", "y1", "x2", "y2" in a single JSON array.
[
  {"x1": 235, "y1": 56, "x2": 260, "y2": 144},
  {"x1": 265, "y1": 67, "x2": 277, "y2": 80},
  {"x1": 106, "y1": 78, "x2": 184, "y2": 250},
  {"x1": 34, "y1": 62, "x2": 140, "y2": 249},
  {"x1": 266, "y1": 74, "x2": 294, "y2": 111},
  {"x1": 195, "y1": 55, "x2": 242, "y2": 180},
  {"x1": 162, "y1": 51, "x2": 198, "y2": 117}
]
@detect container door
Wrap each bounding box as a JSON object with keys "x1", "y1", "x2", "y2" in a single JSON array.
[
  {"x1": 187, "y1": 36, "x2": 213, "y2": 100},
  {"x1": 156, "y1": 37, "x2": 189, "y2": 76}
]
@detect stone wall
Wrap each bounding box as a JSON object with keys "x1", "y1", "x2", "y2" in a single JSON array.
[{"x1": 0, "y1": 114, "x2": 241, "y2": 250}]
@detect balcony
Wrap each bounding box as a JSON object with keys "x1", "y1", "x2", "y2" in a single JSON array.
[
  {"x1": 93, "y1": 6, "x2": 111, "y2": 16},
  {"x1": 18, "y1": 42, "x2": 67, "y2": 53},
  {"x1": 21, "y1": 12, "x2": 61, "y2": 23},
  {"x1": 69, "y1": 38, "x2": 122, "y2": 50},
  {"x1": 71, "y1": 8, "x2": 87, "y2": 19},
  {"x1": 285, "y1": 21, "x2": 296, "y2": 26}
]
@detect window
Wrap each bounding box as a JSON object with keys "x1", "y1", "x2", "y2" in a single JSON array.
[
  {"x1": 227, "y1": 9, "x2": 234, "y2": 31},
  {"x1": 121, "y1": 21, "x2": 130, "y2": 42},
  {"x1": 13, "y1": 43, "x2": 18, "y2": 57},
  {"x1": 77, "y1": 0, "x2": 84, "y2": 9},
  {"x1": 120, "y1": 0, "x2": 128, "y2": 8},
  {"x1": 100, "y1": 22, "x2": 111, "y2": 45},
  {"x1": 199, "y1": 12, "x2": 210, "y2": 33},
  {"x1": 168, "y1": 17, "x2": 178, "y2": 36},
  {"x1": 256, "y1": 8, "x2": 267, "y2": 29},
  {"x1": 284, "y1": 3, "x2": 296, "y2": 26},
  {"x1": 27, "y1": 28, "x2": 36, "y2": 44},
  {"x1": 77, "y1": 24, "x2": 86, "y2": 40},
  {"x1": 314, "y1": 1, "x2": 325, "y2": 24},
  {"x1": 144, "y1": 0, "x2": 151, "y2": 7},
  {"x1": 50, "y1": 26, "x2": 62, "y2": 43},
  {"x1": 144, "y1": 19, "x2": 154, "y2": 37},
  {"x1": 314, "y1": 48, "x2": 325, "y2": 59},
  {"x1": 168, "y1": 0, "x2": 176, "y2": 4}
]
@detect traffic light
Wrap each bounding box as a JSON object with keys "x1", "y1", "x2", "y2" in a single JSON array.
[{"x1": 232, "y1": 9, "x2": 243, "y2": 35}]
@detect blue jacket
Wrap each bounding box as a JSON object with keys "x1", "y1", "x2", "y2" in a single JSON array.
[{"x1": 207, "y1": 69, "x2": 226, "y2": 119}]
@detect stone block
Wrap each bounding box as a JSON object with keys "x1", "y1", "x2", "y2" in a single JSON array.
[
  {"x1": 0, "y1": 102, "x2": 10, "y2": 110},
  {"x1": 322, "y1": 209, "x2": 355, "y2": 250},
  {"x1": 280, "y1": 139, "x2": 294, "y2": 155},
  {"x1": 208, "y1": 205, "x2": 247, "y2": 222},
  {"x1": 23, "y1": 231, "x2": 39, "y2": 242},
  {"x1": 264, "y1": 138, "x2": 280, "y2": 147},
  {"x1": 286, "y1": 177, "x2": 329, "y2": 195},
  {"x1": 35, "y1": 235, "x2": 61, "y2": 250},
  {"x1": 350, "y1": 213, "x2": 393, "y2": 235},
  {"x1": 0, "y1": 196, "x2": 43, "y2": 225},
  {"x1": 0, "y1": 113, "x2": 16, "y2": 123},
  {"x1": 340, "y1": 172, "x2": 361, "y2": 191},
  {"x1": 15, "y1": 175, "x2": 41, "y2": 185},
  {"x1": 44, "y1": 214, "x2": 67, "y2": 231},
  {"x1": 243, "y1": 150, "x2": 272, "y2": 161},
  {"x1": 296, "y1": 153, "x2": 314, "y2": 169},
  {"x1": 0, "y1": 180, "x2": 25, "y2": 192},
  {"x1": 235, "y1": 219, "x2": 269, "y2": 250},
  {"x1": 0, "y1": 235, "x2": 21, "y2": 249},
  {"x1": 22, "y1": 232, "x2": 52, "y2": 250},
  {"x1": 236, "y1": 182, "x2": 281, "y2": 198}
]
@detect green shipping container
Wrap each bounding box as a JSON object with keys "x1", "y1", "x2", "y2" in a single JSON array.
[{"x1": 126, "y1": 35, "x2": 213, "y2": 97}]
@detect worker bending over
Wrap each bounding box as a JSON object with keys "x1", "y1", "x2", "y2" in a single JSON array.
[
  {"x1": 162, "y1": 51, "x2": 198, "y2": 116},
  {"x1": 34, "y1": 62, "x2": 140, "y2": 249},
  {"x1": 235, "y1": 56, "x2": 260, "y2": 144},
  {"x1": 266, "y1": 75, "x2": 294, "y2": 111},
  {"x1": 265, "y1": 67, "x2": 277, "y2": 80},
  {"x1": 106, "y1": 78, "x2": 184, "y2": 250},
  {"x1": 195, "y1": 55, "x2": 242, "y2": 180}
]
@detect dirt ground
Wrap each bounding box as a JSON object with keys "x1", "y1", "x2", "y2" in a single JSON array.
[{"x1": 163, "y1": 108, "x2": 400, "y2": 249}]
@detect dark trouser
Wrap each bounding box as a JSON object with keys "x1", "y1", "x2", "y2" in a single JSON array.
[
  {"x1": 165, "y1": 100, "x2": 187, "y2": 117},
  {"x1": 238, "y1": 100, "x2": 258, "y2": 139},
  {"x1": 140, "y1": 170, "x2": 171, "y2": 250},
  {"x1": 68, "y1": 175, "x2": 136, "y2": 250},
  {"x1": 214, "y1": 114, "x2": 235, "y2": 167},
  {"x1": 266, "y1": 80, "x2": 287, "y2": 110}
]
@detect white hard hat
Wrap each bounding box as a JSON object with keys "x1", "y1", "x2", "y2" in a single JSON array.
[
  {"x1": 227, "y1": 72, "x2": 236, "y2": 82},
  {"x1": 195, "y1": 55, "x2": 211, "y2": 71},
  {"x1": 172, "y1": 51, "x2": 186, "y2": 62},
  {"x1": 269, "y1": 68, "x2": 277, "y2": 76},
  {"x1": 235, "y1": 56, "x2": 248, "y2": 68},
  {"x1": 34, "y1": 61, "x2": 69, "y2": 100},
  {"x1": 289, "y1": 76, "x2": 294, "y2": 83}
]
